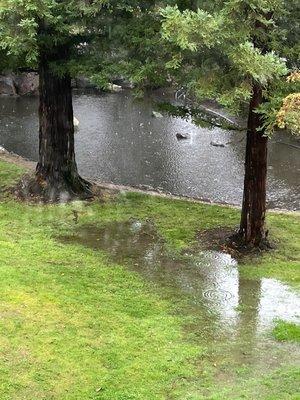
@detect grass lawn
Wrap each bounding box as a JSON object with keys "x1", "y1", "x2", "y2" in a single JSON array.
[{"x1": 0, "y1": 159, "x2": 299, "y2": 399}]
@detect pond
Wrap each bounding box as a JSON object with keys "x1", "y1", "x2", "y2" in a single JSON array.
[{"x1": 0, "y1": 91, "x2": 299, "y2": 210}]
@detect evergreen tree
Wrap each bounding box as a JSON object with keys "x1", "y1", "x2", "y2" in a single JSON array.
[
  {"x1": 0, "y1": 0, "x2": 182, "y2": 199},
  {"x1": 0, "y1": 0, "x2": 148, "y2": 200},
  {"x1": 161, "y1": 0, "x2": 300, "y2": 247}
]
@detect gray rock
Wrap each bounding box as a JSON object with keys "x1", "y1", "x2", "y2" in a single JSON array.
[
  {"x1": 210, "y1": 141, "x2": 225, "y2": 148},
  {"x1": 108, "y1": 83, "x2": 123, "y2": 92},
  {"x1": 74, "y1": 117, "x2": 79, "y2": 128},
  {"x1": 176, "y1": 132, "x2": 190, "y2": 140},
  {"x1": 0, "y1": 75, "x2": 17, "y2": 96},
  {"x1": 152, "y1": 111, "x2": 163, "y2": 118},
  {"x1": 14, "y1": 72, "x2": 39, "y2": 95}
]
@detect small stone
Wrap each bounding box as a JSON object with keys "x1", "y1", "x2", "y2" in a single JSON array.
[
  {"x1": 176, "y1": 132, "x2": 190, "y2": 140},
  {"x1": 210, "y1": 141, "x2": 225, "y2": 147},
  {"x1": 108, "y1": 83, "x2": 123, "y2": 92},
  {"x1": 152, "y1": 111, "x2": 163, "y2": 118},
  {"x1": 73, "y1": 117, "x2": 79, "y2": 127}
]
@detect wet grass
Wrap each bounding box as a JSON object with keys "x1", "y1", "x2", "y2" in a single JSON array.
[
  {"x1": 272, "y1": 320, "x2": 300, "y2": 343},
  {"x1": 0, "y1": 160, "x2": 24, "y2": 190},
  {"x1": 0, "y1": 159, "x2": 299, "y2": 399},
  {"x1": 239, "y1": 212, "x2": 300, "y2": 287}
]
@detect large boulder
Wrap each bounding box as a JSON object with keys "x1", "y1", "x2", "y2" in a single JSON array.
[
  {"x1": 0, "y1": 75, "x2": 17, "y2": 96},
  {"x1": 14, "y1": 72, "x2": 39, "y2": 95}
]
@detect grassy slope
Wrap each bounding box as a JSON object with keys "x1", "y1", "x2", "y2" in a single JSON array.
[{"x1": 0, "y1": 159, "x2": 299, "y2": 399}]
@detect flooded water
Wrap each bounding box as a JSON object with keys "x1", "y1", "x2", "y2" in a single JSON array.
[
  {"x1": 61, "y1": 220, "x2": 300, "y2": 381},
  {"x1": 0, "y1": 91, "x2": 299, "y2": 210}
]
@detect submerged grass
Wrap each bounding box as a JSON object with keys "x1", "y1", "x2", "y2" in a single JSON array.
[{"x1": 0, "y1": 159, "x2": 299, "y2": 399}]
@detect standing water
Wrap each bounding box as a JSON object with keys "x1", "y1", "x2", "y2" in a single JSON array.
[
  {"x1": 0, "y1": 91, "x2": 299, "y2": 209},
  {"x1": 61, "y1": 219, "x2": 300, "y2": 393}
]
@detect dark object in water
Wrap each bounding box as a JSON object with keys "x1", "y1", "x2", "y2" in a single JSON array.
[
  {"x1": 210, "y1": 141, "x2": 225, "y2": 147},
  {"x1": 176, "y1": 132, "x2": 190, "y2": 140}
]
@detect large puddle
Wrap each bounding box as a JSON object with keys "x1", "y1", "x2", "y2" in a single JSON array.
[
  {"x1": 61, "y1": 220, "x2": 300, "y2": 383},
  {"x1": 0, "y1": 91, "x2": 299, "y2": 210}
]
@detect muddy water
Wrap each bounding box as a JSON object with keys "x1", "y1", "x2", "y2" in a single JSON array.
[
  {"x1": 61, "y1": 220, "x2": 300, "y2": 382},
  {"x1": 0, "y1": 92, "x2": 299, "y2": 210}
]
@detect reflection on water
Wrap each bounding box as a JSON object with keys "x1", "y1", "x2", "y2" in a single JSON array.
[
  {"x1": 0, "y1": 92, "x2": 299, "y2": 210},
  {"x1": 60, "y1": 220, "x2": 300, "y2": 377}
]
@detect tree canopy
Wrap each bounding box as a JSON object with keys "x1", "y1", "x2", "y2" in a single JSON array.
[{"x1": 161, "y1": 0, "x2": 300, "y2": 134}]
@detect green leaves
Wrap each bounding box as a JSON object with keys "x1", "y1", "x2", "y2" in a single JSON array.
[
  {"x1": 160, "y1": 1, "x2": 298, "y2": 131},
  {"x1": 230, "y1": 42, "x2": 288, "y2": 85},
  {"x1": 0, "y1": 0, "x2": 117, "y2": 70},
  {"x1": 0, "y1": 2, "x2": 39, "y2": 66},
  {"x1": 161, "y1": 6, "x2": 222, "y2": 50}
]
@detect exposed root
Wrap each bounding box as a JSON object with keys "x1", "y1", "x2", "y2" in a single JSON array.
[
  {"x1": 227, "y1": 231, "x2": 274, "y2": 254},
  {"x1": 12, "y1": 173, "x2": 93, "y2": 203},
  {"x1": 196, "y1": 227, "x2": 275, "y2": 260}
]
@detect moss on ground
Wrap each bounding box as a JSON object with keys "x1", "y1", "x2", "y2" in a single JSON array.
[{"x1": 0, "y1": 159, "x2": 299, "y2": 399}]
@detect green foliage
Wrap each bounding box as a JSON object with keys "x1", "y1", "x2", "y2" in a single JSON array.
[
  {"x1": 0, "y1": 0, "x2": 39, "y2": 65},
  {"x1": 0, "y1": 0, "x2": 214, "y2": 88},
  {"x1": 161, "y1": 1, "x2": 300, "y2": 133},
  {"x1": 229, "y1": 42, "x2": 288, "y2": 85},
  {"x1": 0, "y1": 0, "x2": 161, "y2": 85},
  {"x1": 161, "y1": 6, "x2": 222, "y2": 50},
  {"x1": 91, "y1": 4, "x2": 180, "y2": 90},
  {"x1": 272, "y1": 320, "x2": 300, "y2": 343}
]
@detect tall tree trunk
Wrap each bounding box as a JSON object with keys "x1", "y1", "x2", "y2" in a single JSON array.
[
  {"x1": 35, "y1": 46, "x2": 91, "y2": 201},
  {"x1": 238, "y1": 82, "x2": 268, "y2": 247}
]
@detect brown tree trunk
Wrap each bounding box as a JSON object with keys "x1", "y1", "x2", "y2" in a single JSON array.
[
  {"x1": 35, "y1": 46, "x2": 91, "y2": 201},
  {"x1": 238, "y1": 82, "x2": 268, "y2": 247}
]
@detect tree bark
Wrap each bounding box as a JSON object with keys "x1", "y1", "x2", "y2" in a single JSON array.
[
  {"x1": 35, "y1": 45, "x2": 91, "y2": 201},
  {"x1": 238, "y1": 82, "x2": 268, "y2": 247}
]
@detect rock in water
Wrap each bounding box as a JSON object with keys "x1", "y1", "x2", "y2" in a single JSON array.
[
  {"x1": 74, "y1": 117, "x2": 79, "y2": 128},
  {"x1": 108, "y1": 83, "x2": 123, "y2": 92},
  {"x1": 176, "y1": 132, "x2": 190, "y2": 140},
  {"x1": 152, "y1": 111, "x2": 163, "y2": 118},
  {"x1": 210, "y1": 141, "x2": 225, "y2": 147}
]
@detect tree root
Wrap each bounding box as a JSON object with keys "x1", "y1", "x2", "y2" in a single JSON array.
[
  {"x1": 227, "y1": 230, "x2": 274, "y2": 254},
  {"x1": 13, "y1": 173, "x2": 93, "y2": 203}
]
